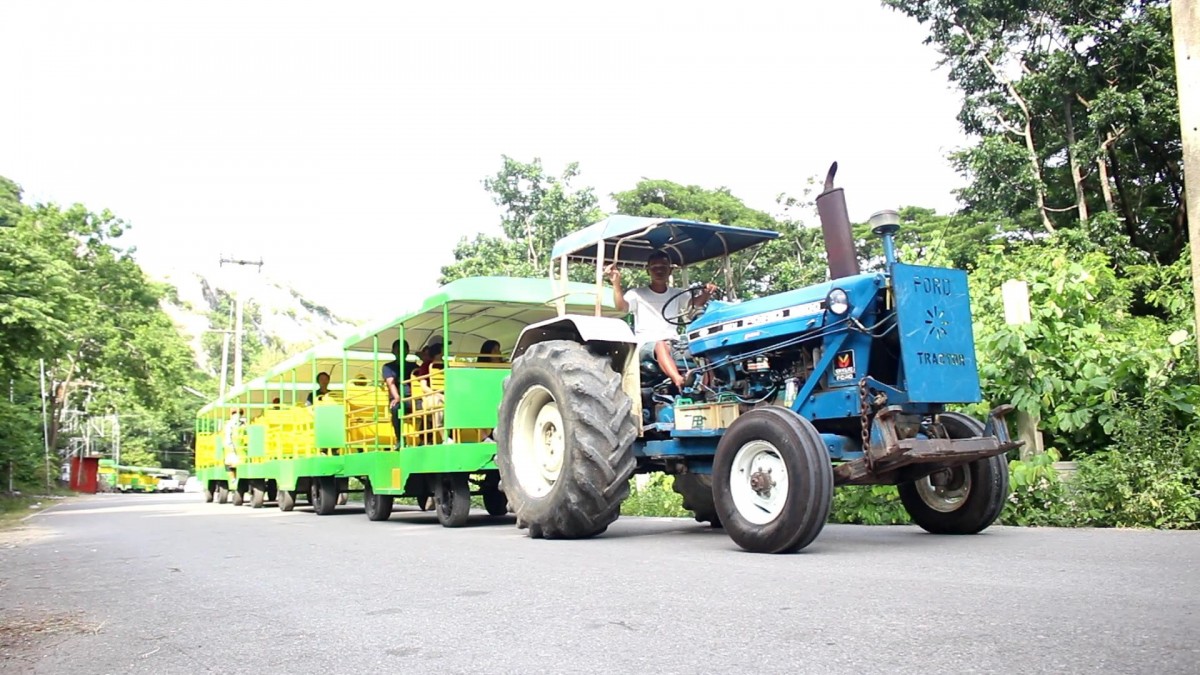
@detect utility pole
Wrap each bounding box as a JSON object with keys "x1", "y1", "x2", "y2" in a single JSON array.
[
  {"x1": 219, "y1": 329, "x2": 231, "y2": 399},
  {"x1": 1173, "y1": 0, "x2": 1200, "y2": 365},
  {"x1": 40, "y1": 359, "x2": 50, "y2": 490},
  {"x1": 219, "y1": 255, "x2": 264, "y2": 388}
]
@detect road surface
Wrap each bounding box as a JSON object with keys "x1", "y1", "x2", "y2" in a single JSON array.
[{"x1": 1, "y1": 493, "x2": 1196, "y2": 673}]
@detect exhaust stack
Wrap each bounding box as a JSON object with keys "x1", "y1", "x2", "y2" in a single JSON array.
[{"x1": 815, "y1": 161, "x2": 860, "y2": 279}]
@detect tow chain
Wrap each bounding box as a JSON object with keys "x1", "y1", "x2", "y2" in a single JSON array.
[{"x1": 858, "y1": 378, "x2": 873, "y2": 468}]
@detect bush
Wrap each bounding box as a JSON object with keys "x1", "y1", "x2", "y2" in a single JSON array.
[
  {"x1": 828, "y1": 485, "x2": 910, "y2": 525},
  {"x1": 1071, "y1": 395, "x2": 1200, "y2": 529},
  {"x1": 620, "y1": 474, "x2": 689, "y2": 518},
  {"x1": 999, "y1": 448, "x2": 1079, "y2": 527}
]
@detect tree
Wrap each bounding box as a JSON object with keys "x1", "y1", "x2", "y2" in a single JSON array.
[
  {"x1": 439, "y1": 156, "x2": 603, "y2": 284},
  {"x1": 612, "y1": 179, "x2": 829, "y2": 298},
  {"x1": 0, "y1": 178, "x2": 210, "y2": 480},
  {"x1": 883, "y1": 0, "x2": 1185, "y2": 270},
  {"x1": 851, "y1": 205, "x2": 1025, "y2": 272}
]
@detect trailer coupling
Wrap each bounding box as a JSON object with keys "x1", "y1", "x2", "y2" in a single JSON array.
[{"x1": 834, "y1": 404, "x2": 1024, "y2": 486}]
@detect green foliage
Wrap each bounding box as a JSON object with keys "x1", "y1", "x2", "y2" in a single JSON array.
[
  {"x1": 620, "y1": 474, "x2": 689, "y2": 518},
  {"x1": 852, "y1": 206, "x2": 1025, "y2": 272},
  {"x1": 999, "y1": 448, "x2": 1077, "y2": 527},
  {"x1": 965, "y1": 231, "x2": 1198, "y2": 460},
  {"x1": 1072, "y1": 394, "x2": 1200, "y2": 529},
  {"x1": 439, "y1": 156, "x2": 603, "y2": 284},
  {"x1": 612, "y1": 178, "x2": 826, "y2": 298},
  {"x1": 883, "y1": 0, "x2": 1184, "y2": 266},
  {"x1": 0, "y1": 374, "x2": 50, "y2": 487},
  {"x1": 0, "y1": 174, "x2": 210, "y2": 479},
  {"x1": 828, "y1": 485, "x2": 910, "y2": 525}
]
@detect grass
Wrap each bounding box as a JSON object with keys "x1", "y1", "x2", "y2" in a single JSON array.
[{"x1": 0, "y1": 484, "x2": 78, "y2": 529}]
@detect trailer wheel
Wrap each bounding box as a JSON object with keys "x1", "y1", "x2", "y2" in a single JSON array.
[
  {"x1": 232, "y1": 488, "x2": 244, "y2": 506},
  {"x1": 313, "y1": 477, "x2": 337, "y2": 516},
  {"x1": 897, "y1": 413, "x2": 1009, "y2": 534},
  {"x1": 251, "y1": 484, "x2": 265, "y2": 508},
  {"x1": 433, "y1": 474, "x2": 471, "y2": 527},
  {"x1": 496, "y1": 340, "x2": 637, "y2": 540},
  {"x1": 364, "y1": 481, "x2": 394, "y2": 522},
  {"x1": 216, "y1": 484, "x2": 228, "y2": 504},
  {"x1": 672, "y1": 473, "x2": 721, "y2": 527},
  {"x1": 713, "y1": 407, "x2": 833, "y2": 554},
  {"x1": 277, "y1": 490, "x2": 295, "y2": 512},
  {"x1": 266, "y1": 480, "x2": 277, "y2": 503},
  {"x1": 203, "y1": 485, "x2": 214, "y2": 503}
]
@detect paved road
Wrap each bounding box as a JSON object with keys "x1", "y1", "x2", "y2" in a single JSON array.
[{"x1": 1, "y1": 493, "x2": 1196, "y2": 674}]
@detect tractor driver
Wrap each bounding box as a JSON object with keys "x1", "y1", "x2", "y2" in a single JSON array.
[{"x1": 607, "y1": 249, "x2": 716, "y2": 391}]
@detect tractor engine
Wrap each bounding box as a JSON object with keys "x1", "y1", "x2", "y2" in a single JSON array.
[{"x1": 683, "y1": 278, "x2": 880, "y2": 407}]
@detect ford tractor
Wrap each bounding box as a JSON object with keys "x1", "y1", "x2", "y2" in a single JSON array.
[{"x1": 494, "y1": 163, "x2": 1021, "y2": 553}]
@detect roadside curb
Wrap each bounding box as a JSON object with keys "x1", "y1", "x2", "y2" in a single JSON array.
[{"x1": 19, "y1": 494, "x2": 95, "y2": 522}]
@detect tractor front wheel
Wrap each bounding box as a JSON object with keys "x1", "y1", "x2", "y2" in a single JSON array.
[
  {"x1": 897, "y1": 413, "x2": 1009, "y2": 534},
  {"x1": 713, "y1": 407, "x2": 833, "y2": 554},
  {"x1": 495, "y1": 340, "x2": 637, "y2": 540}
]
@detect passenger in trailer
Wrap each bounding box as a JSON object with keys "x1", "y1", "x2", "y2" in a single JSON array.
[
  {"x1": 415, "y1": 338, "x2": 448, "y2": 443},
  {"x1": 306, "y1": 372, "x2": 332, "y2": 405},
  {"x1": 383, "y1": 339, "x2": 416, "y2": 443},
  {"x1": 479, "y1": 339, "x2": 504, "y2": 363},
  {"x1": 223, "y1": 409, "x2": 243, "y2": 480}
]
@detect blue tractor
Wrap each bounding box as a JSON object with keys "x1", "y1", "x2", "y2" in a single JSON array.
[{"x1": 495, "y1": 164, "x2": 1021, "y2": 553}]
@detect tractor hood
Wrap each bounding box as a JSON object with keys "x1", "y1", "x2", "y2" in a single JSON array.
[{"x1": 685, "y1": 272, "x2": 884, "y2": 356}]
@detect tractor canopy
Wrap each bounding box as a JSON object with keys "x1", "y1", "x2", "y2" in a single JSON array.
[{"x1": 550, "y1": 215, "x2": 780, "y2": 269}]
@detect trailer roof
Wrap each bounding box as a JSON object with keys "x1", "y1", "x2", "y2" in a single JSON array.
[
  {"x1": 550, "y1": 215, "x2": 780, "y2": 268},
  {"x1": 342, "y1": 276, "x2": 620, "y2": 353}
]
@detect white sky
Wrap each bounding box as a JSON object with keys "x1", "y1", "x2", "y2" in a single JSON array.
[{"x1": 1, "y1": 0, "x2": 969, "y2": 323}]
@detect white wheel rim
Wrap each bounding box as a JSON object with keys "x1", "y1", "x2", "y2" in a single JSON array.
[
  {"x1": 511, "y1": 385, "x2": 565, "y2": 498},
  {"x1": 728, "y1": 440, "x2": 790, "y2": 525},
  {"x1": 915, "y1": 467, "x2": 971, "y2": 513}
]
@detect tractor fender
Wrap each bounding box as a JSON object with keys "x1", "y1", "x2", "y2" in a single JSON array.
[{"x1": 512, "y1": 315, "x2": 636, "y2": 360}]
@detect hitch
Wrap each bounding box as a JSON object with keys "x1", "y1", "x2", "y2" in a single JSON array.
[{"x1": 833, "y1": 404, "x2": 1024, "y2": 486}]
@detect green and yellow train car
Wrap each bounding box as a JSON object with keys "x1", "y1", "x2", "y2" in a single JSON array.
[{"x1": 193, "y1": 275, "x2": 616, "y2": 527}]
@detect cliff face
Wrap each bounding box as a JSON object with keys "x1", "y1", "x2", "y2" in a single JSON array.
[{"x1": 155, "y1": 268, "x2": 359, "y2": 375}]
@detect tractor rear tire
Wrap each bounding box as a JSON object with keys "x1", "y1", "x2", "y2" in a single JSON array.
[
  {"x1": 495, "y1": 340, "x2": 637, "y2": 540},
  {"x1": 483, "y1": 489, "x2": 508, "y2": 516},
  {"x1": 897, "y1": 413, "x2": 1009, "y2": 535},
  {"x1": 672, "y1": 474, "x2": 721, "y2": 527},
  {"x1": 364, "y1": 481, "x2": 394, "y2": 522},
  {"x1": 713, "y1": 407, "x2": 833, "y2": 553}
]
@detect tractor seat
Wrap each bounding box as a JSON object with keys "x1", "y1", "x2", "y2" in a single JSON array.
[{"x1": 637, "y1": 339, "x2": 692, "y2": 383}]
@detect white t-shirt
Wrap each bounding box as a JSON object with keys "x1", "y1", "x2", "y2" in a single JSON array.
[{"x1": 624, "y1": 286, "x2": 688, "y2": 342}]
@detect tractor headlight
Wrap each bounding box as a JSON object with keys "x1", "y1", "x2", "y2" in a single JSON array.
[{"x1": 826, "y1": 288, "x2": 851, "y2": 315}]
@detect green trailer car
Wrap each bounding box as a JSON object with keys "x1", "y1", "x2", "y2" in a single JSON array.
[
  {"x1": 194, "y1": 276, "x2": 619, "y2": 527},
  {"x1": 332, "y1": 275, "x2": 620, "y2": 526}
]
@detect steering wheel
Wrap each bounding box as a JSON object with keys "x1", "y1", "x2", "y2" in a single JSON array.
[{"x1": 663, "y1": 283, "x2": 721, "y2": 327}]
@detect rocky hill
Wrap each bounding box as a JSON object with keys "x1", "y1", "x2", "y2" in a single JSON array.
[{"x1": 155, "y1": 267, "x2": 360, "y2": 377}]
